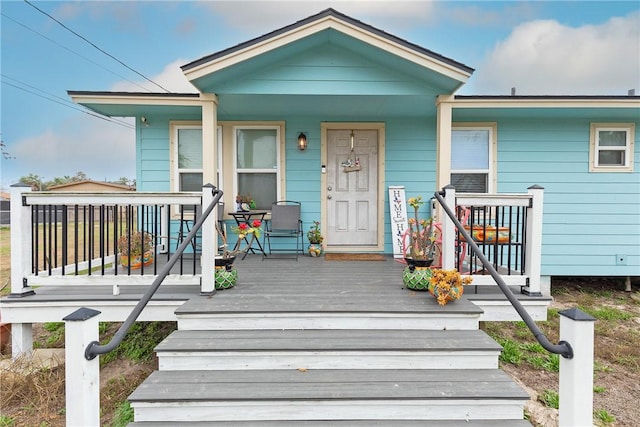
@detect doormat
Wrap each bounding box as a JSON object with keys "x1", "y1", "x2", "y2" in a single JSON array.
[{"x1": 325, "y1": 253, "x2": 387, "y2": 261}]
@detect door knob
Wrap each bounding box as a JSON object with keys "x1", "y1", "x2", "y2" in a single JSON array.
[
  {"x1": 327, "y1": 186, "x2": 332, "y2": 191},
  {"x1": 327, "y1": 194, "x2": 332, "y2": 199}
]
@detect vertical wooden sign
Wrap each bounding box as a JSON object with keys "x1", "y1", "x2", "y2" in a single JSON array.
[{"x1": 388, "y1": 186, "x2": 408, "y2": 258}]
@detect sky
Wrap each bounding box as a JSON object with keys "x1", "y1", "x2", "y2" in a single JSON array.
[{"x1": 1, "y1": 0, "x2": 639, "y2": 190}]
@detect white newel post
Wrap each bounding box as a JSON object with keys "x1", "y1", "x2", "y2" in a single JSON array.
[
  {"x1": 9, "y1": 184, "x2": 35, "y2": 358},
  {"x1": 200, "y1": 184, "x2": 215, "y2": 295},
  {"x1": 64, "y1": 308, "x2": 101, "y2": 427},
  {"x1": 9, "y1": 184, "x2": 33, "y2": 296},
  {"x1": 559, "y1": 308, "x2": 596, "y2": 427},
  {"x1": 523, "y1": 185, "x2": 544, "y2": 296},
  {"x1": 441, "y1": 185, "x2": 456, "y2": 270}
]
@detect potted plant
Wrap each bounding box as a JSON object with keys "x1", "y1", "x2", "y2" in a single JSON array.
[
  {"x1": 402, "y1": 196, "x2": 437, "y2": 290},
  {"x1": 214, "y1": 219, "x2": 262, "y2": 289},
  {"x1": 117, "y1": 230, "x2": 154, "y2": 269},
  {"x1": 429, "y1": 268, "x2": 473, "y2": 305},
  {"x1": 235, "y1": 194, "x2": 257, "y2": 211},
  {"x1": 307, "y1": 220, "x2": 324, "y2": 257}
]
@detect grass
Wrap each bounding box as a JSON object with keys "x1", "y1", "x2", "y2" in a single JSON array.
[
  {"x1": 538, "y1": 389, "x2": 559, "y2": 409},
  {"x1": 0, "y1": 321, "x2": 176, "y2": 426},
  {"x1": 595, "y1": 409, "x2": 616, "y2": 425},
  {"x1": 487, "y1": 278, "x2": 640, "y2": 426}
]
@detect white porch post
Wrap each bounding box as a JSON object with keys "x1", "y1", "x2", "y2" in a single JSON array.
[
  {"x1": 523, "y1": 185, "x2": 544, "y2": 296},
  {"x1": 64, "y1": 307, "x2": 101, "y2": 427},
  {"x1": 9, "y1": 184, "x2": 35, "y2": 358},
  {"x1": 9, "y1": 184, "x2": 34, "y2": 296},
  {"x1": 435, "y1": 95, "x2": 454, "y2": 192},
  {"x1": 441, "y1": 185, "x2": 456, "y2": 270},
  {"x1": 200, "y1": 94, "x2": 218, "y2": 295},
  {"x1": 559, "y1": 308, "x2": 596, "y2": 427},
  {"x1": 201, "y1": 185, "x2": 215, "y2": 295}
]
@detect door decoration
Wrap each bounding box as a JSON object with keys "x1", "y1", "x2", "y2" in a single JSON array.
[{"x1": 341, "y1": 130, "x2": 362, "y2": 172}]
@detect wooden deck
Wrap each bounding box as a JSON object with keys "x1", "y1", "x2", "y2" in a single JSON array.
[{"x1": 0, "y1": 254, "x2": 550, "y2": 325}]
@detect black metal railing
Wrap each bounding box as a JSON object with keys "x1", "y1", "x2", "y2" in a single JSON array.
[
  {"x1": 435, "y1": 188, "x2": 573, "y2": 358},
  {"x1": 84, "y1": 185, "x2": 222, "y2": 360},
  {"x1": 29, "y1": 198, "x2": 203, "y2": 278}
]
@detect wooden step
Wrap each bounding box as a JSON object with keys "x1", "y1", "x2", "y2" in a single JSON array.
[
  {"x1": 175, "y1": 293, "x2": 483, "y2": 331},
  {"x1": 128, "y1": 369, "x2": 528, "y2": 423},
  {"x1": 128, "y1": 420, "x2": 533, "y2": 426},
  {"x1": 155, "y1": 329, "x2": 501, "y2": 371}
]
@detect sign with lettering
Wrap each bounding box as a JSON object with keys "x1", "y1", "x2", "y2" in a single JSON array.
[{"x1": 388, "y1": 186, "x2": 408, "y2": 258}]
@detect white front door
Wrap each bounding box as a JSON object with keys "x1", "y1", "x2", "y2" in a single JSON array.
[{"x1": 326, "y1": 129, "x2": 378, "y2": 247}]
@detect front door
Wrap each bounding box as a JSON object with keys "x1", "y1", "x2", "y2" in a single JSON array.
[{"x1": 326, "y1": 129, "x2": 378, "y2": 247}]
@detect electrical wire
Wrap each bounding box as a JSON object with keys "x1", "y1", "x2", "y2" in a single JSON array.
[
  {"x1": 23, "y1": 0, "x2": 170, "y2": 93},
  {"x1": 1, "y1": 12, "x2": 153, "y2": 93},
  {"x1": 2, "y1": 76, "x2": 135, "y2": 129}
]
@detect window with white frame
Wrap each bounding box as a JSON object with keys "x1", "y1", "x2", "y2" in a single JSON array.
[
  {"x1": 173, "y1": 125, "x2": 203, "y2": 192},
  {"x1": 234, "y1": 127, "x2": 279, "y2": 210},
  {"x1": 451, "y1": 125, "x2": 496, "y2": 193},
  {"x1": 590, "y1": 123, "x2": 635, "y2": 172}
]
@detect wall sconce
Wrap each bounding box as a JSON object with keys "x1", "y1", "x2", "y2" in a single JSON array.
[
  {"x1": 141, "y1": 116, "x2": 149, "y2": 127},
  {"x1": 297, "y1": 132, "x2": 308, "y2": 151}
]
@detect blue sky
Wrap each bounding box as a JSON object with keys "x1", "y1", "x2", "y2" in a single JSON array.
[{"x1": 1, "y1": 0, "x2": 639, "y2": 190}]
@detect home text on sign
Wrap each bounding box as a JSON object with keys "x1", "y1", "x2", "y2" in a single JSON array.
[{"x1": 388, "y1": 186, "x2": 408, "y2": 258}]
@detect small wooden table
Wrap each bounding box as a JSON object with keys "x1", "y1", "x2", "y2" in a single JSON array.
[{"x1": 229, "y1": 211, "x2": 267, "y2": 259}]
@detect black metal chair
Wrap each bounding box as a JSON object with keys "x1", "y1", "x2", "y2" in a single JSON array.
[{"x1": 263, "y1": 200, "x2": 303, "y2": 260}]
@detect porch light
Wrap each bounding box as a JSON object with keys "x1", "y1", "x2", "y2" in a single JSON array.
[{"x1": 297, "y1": 132, "x2": 308, "y2": 151}]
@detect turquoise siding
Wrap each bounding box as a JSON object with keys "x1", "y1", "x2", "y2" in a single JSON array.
[
  {"x1": 134, "y1": 111, "x2": 638, "y2": 277},
  {"x1": 493, "y1": 117, "x2": 640, "y2": 276}
]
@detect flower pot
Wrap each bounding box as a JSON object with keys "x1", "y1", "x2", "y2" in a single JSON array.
[
  {"x1": 215, "y1": 256, "x2": 237, "y2": 289},
  {"x1": 432, "y1": 284, "x2": 464, "y2": 305},
  {"x1": 461, "y1": 226, "x2": 510, "y2": 243},
  {"x1": 120, "y1": 250, "x2": 154, "y2": 269},
  {"x1": 308, "y1": 244, "x2": 323, "y2": 257},
  {"x1": 402, "y1": 258, "x2": 434, "y2": 291}
]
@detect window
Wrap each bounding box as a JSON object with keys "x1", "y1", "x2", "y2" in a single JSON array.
[
  {"x1": 234, "y1": 127, "x2": 280, "y2": 210},
  {"x1": 590, "y1": 123, "x2": 635, "y2": 172},
  {"x1": 451, "y1": 125, "x2": 496, "y2": 193},
  {"x1": 172, "y1": 124, "x2": 203, "y2": 192}
]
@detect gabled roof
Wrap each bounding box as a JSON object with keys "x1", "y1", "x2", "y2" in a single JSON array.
[{"x1": 181, "y1": 8, "x2": 473, "y2": 90}]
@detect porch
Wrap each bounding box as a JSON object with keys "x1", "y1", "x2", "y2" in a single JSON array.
[
  {"x1": 0, "y1": 253, "x2": 550, "y2": 327},
  {"x1": 2, "y1": 184, "x2": 550, "y2": 357}
]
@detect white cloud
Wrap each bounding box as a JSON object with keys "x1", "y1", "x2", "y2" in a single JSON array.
[
  {"x1": 111, "y1": 59, "x2": 197, "y2": 93},
  {"x1": 198, "y1": 1, "x2": 437, "y2": 33},
  {"x1": 473, "y1": 12, "x2": 640, "y2": 95},
  {"x1": 7, "y1": 118, "x2": 135, "y2": 184}
]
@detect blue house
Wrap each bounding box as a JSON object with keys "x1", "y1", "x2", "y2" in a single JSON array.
[{"x1": 70, "y1": 8, "x2": 639, "y2": 282}]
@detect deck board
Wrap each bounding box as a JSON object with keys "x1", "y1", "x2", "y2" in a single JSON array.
[
  {"x1": 129, "y1": 369, "x2": 529, "y2": 402},
  {"x1": 155, "y1": 329, "x2": 502, "y2": 352}
]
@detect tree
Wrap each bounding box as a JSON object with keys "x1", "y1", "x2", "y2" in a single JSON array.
[{"x1": 19, "y1": 174, "x2": 45, "y2": 191}]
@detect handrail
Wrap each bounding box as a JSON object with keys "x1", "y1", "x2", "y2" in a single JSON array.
[
  {"x1": 84, "y1": 185, "x2": 223, "y2": 360},
  {"x1": 434, "y1": 188, "x2": 574, "y2": 359}
]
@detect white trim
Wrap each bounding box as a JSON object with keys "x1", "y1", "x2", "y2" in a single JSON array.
[
  {"x1": 589, "y1": 122, "x2": 635, "y2": 172},
  {"x1": 70, "y1": 93, "x2": 204, "y2": 107},
  {"x1": 447, "y1": 96, "x2": 640, "y2": 109}
]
